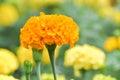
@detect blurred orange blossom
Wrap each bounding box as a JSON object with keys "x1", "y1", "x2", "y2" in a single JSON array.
[
  {"x1": 104, "y1": 36, "x2": 120, "y2": 52},
  {"x1": 20, "y1": 12, "x2": 79, "y2": 50}
]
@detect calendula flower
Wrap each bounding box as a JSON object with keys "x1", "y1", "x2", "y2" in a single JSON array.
[
  {"x1": 41, "y1": 73, "x2": 66, "y2": 80},
  {"x1": 104, "y1": 36, "x2": 120, "y2": 52},
  {"x1": 0, "y1": 75, "x2": 18, "y2": 80},
  {"x1": 93, "y1": 74, "x2": 117, "y2": 80},
  {"x1": 64, "y1": 44, "x2": 105, "y2": 77},
  {"x1": 0, "y1": 48, "x2": 19, "y2": 74},
  {"x1": 20, "y1": 12, "x2": 79, "y2": 50},
  {"x1": 17, "y1": 45, "x2": 60, "y2": 65},
  {"x1": 0, "y1": 4, "x2": 19, "y2": 26}
]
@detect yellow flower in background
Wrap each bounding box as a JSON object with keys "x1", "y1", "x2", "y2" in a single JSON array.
[
  {"x1": 98, "y1": 6, "x2": 115, "y2": 18},
  {"x1": 42, "y1": 45, "x2": 61, "y2": 64},
  {"x1": 17, "y1": 46, "x2": 35, "y2": 67},
  {"x1": 74, "y1": 0, "x2": 112, "y2": 9},
  {"x1": 0, "y1": 75, "x2": 18, "y2": 80},
  {"x1": 93, "y1": 74, "x2": 117, "y2": 80},
  {"x1": 64, "y1": 45, "x2": 82, "y2": 67},
  {"x1": 41, "y1": 73, "x2": 66, "y2": 80},
  {"x1": 0, "y1": 4, "x2": 19, "y2": 26},
  {"x1": 74, "y1": 0, "x2": 98, "y2": 8},
  {"x1": 20, "y1": 73, "x2": 66, "y2": 80},
  {"x1": 17, "y1": 45, "x2": 60, "y2": 66},
  {"x1": 17, "y1": 0, "x2": 64, "y2": 12},
  {"x1": 97, "y1": 0, "x2": 111, "y2": 8},
  {"x1": 0, "y1": 48, "x2": 19, "y2": 74},
  {"x1": 97, "y1": 3, "x2": 120, "y2": 22},
  {"x1": 104, "y1": 37, "x2": 119, "y2": 52},
  {"x1": 64, "y1": 44, "x2": 105, "y2": 69},
  {"x1": 113, "y1": 11, "x2": 120, "y2": 24},
  {"x1": 64, "y1": 44, "x2": 105, "y2": 77},
  {"x1": 84, "y1": 0, "x2": 98, "y2": 8},
  {"x1": 29, "y1": 0, "x2": 64, "y2": 9},
  {"x1": 20, "y1": 12, "x2": 79, "y2": 50}
]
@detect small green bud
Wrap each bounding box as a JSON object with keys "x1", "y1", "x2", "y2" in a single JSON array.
[
  {"x1": 23, "y1": 60, "x2": 33, "y2": 74},
  {"x1": 32, "y1": 48, "x2": 42, "y2": 62}
]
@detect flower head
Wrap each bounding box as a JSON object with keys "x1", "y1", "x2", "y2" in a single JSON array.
[
  {"x1": 113, "y1": 11, "x2": 120, "y2": 24},
  {"x1": 41, "y1": 73, "x2": 66, "y2": 80},
  {"x1": 0, "y1": 4, "x2": 19, "y2": 26},
  {"x1": 74, "y1": 0, "x2": 112, "y2": 9},
  {"x1": 98, "y1": 6, "x2": 115, "y2": 18},
  {"x1": 93, "y1": 74, "x2": 117, "y2": 80},
  {"x1": 20, "y1": 12, "x2": 79, "y2": 50},
  {"x1": 104, "y1": 36, "x2": 120, "y2": 52},
  {"x1": 64, "y1": 44, "x2": 105, "y2": 76},
  {"x1": 0, "y1": 75, "x2": 18, "y2": 80},
  {"x1": 64, "y1": 44, "x2": 105, "y2": 69},
  {"x1": 0, "y1": 48, "x2": 19, "y2": 74}
]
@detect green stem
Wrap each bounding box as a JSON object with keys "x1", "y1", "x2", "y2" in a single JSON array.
[
  {"x1": 32, "y1": 48, "x2": 42, "y2": 80},
  {"x1": 23, "y1": 60, "x2": 32, "y2": 80},
  {"x1": 81, "y1": 70, "x2": 85, "y2": 80},
  {"x1": 36, "y1": 62, "x2": 41, "y2": 80},
  {"x1": 100, "y1": 63, "x2": 106, "y2": 74},
  {"x1": 49, "y1": 51, "x2": 57, "y2": 80},
  {"x1": 46, "y1": 44, "x2": 57, "y2": 80},
  {"x1": 26, "y1": 73, "x2": 30, "y2": 80}
]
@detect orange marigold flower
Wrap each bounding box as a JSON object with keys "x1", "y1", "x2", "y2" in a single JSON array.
[
  {"x1": 104, "y1": 37, "x2": 118, "y2": 52},
  {"x1": 20, "y1": 12, "x2": 79, "y2": 50}
]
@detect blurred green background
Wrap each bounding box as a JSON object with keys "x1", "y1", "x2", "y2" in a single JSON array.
[{"x1": 0, "y1": 0, "x2": 120, "y2": 80}]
